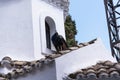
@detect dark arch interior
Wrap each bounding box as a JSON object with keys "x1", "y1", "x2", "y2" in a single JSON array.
[{"x1": 45, "y1": 21, "x2": 51, "y2": 49}]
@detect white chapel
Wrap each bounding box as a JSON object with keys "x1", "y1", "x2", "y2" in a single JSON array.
[{"x1": 0, "y1": 0, "x2": 116, "y2": 80}]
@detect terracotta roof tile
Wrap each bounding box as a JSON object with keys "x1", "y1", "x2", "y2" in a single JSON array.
[
  {"x1": 0, "y1": 57, "x2": 54, "y2": 80},
  {"x1": 64, "y1": 60, "x2": 120, "y2": 80},
  {"x1": 0, "y1": 39, "x2": 97, "y2": 80}
]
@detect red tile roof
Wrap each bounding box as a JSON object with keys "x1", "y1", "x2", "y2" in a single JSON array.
[{"x1": 65, "y1": 61, "x2": 120, "y2": 80}]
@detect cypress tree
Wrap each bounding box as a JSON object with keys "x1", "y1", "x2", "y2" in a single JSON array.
[{"x1": 65, "y1": 15, "x2": 77, "y2": 47}]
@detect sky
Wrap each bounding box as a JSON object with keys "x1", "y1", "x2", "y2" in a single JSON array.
[{"x1": 69, "y1": 0, "x2": 111, "y2": 51}]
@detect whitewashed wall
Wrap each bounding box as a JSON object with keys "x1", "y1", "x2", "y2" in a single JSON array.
[
  {"x1": 0, "y1": 0, "x2": 65, "y2": 60},
  {"x1": 14, "y1": 61, "x2": 56, "y2": 80},
  {"x1": 0, "y1": 0, "x2": 34, "y2": 60},
  {"x1": 31, "y1": 0, "x2": 65, "y2": 58},
  {"x1": 55, "y1": 38, "x2": 116, "y2": 80}
]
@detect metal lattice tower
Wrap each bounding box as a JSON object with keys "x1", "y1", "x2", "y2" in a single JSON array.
[{"x1": 104, "y1": 0, "x2": 120, "y2": 62}]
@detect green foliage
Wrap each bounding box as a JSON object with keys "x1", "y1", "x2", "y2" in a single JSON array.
[{"x1": 65, "y1": 15, "x2": 77, "y2": 47}]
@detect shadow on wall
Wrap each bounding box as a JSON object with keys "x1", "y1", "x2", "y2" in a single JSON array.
[{"x1": 0, "y1": 0, "x2": 22, "y2": 7}]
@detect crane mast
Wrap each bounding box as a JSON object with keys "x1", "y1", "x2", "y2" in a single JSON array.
[{"x1": 104, "y1": 0, "x2": 120, "y2": 62}]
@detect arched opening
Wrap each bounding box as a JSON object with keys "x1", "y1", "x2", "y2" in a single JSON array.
[{"x1": 45, "y1": 16, "x2": 56, "y2": 50}]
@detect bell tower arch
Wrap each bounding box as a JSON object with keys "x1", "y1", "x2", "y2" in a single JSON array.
[
  {"x1": 45, "y1": 16, "x2": 56, "y2": 50},
  {"x1": 32, "y1": 0, "x2": 69, "y2": 58}
]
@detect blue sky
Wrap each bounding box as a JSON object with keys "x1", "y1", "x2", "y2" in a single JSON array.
[{"x1": 69, "y1": 0, "x2": 111, "y2": 50}]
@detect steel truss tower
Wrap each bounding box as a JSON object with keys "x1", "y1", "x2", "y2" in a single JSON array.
[{"x1": 104, "y1": 0, "x2": 120, "y2": 62}]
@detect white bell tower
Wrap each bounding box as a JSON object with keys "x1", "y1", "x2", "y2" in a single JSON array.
[{"x1": 0, "y1": 0, "x2": 69, "y2": 60}]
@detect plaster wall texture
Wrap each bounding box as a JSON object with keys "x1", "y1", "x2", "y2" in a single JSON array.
[
  {"x1": 55, "y1": 38, "x2": 116, "y2": 80},
  {"x1": 0, "y1": 0, "x2": 34, "y2": 60}
]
